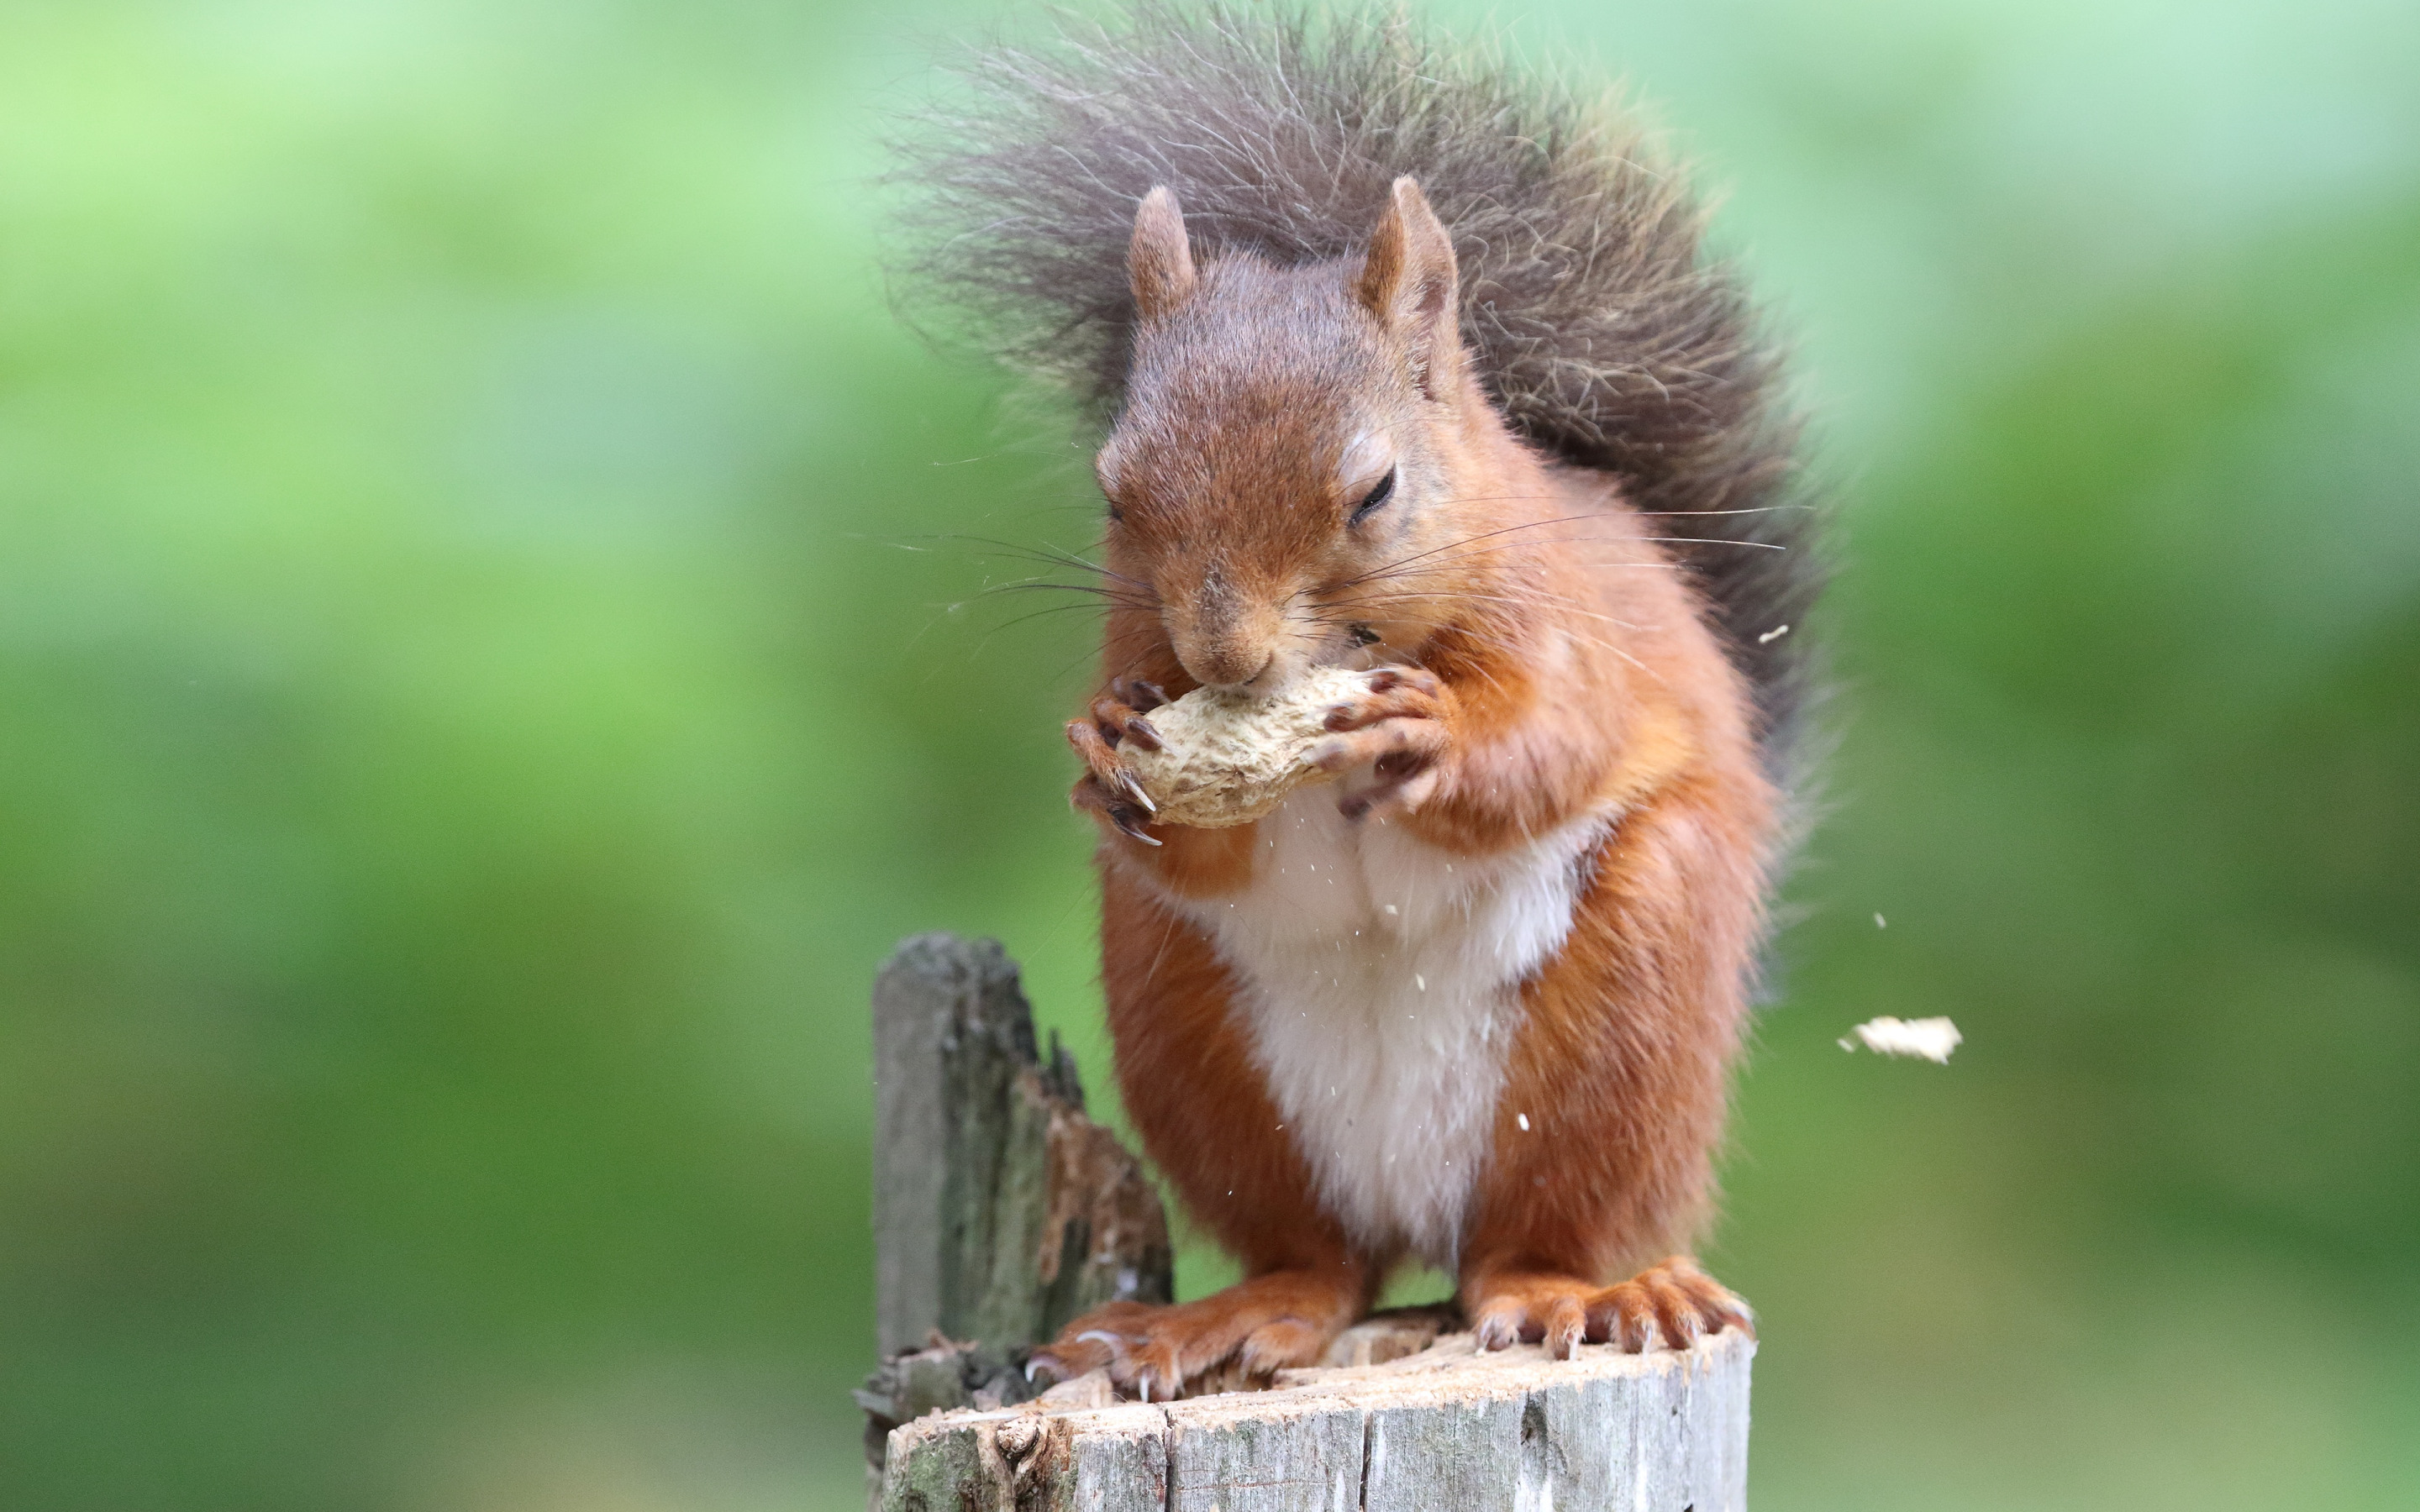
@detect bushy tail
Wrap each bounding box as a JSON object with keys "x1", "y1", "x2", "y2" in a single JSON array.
[{"x1": 889, "y1": 0, "x2": 1823, "y2": 784}]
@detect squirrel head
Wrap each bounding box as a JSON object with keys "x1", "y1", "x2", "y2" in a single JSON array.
[{"x1": 1096, "y1": 178, "x2": 1515, "y2": 693}]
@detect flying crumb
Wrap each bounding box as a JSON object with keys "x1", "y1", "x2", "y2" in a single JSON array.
[
  {"x1": 1839, "y1": 1016, "x2": 1961, "y2": 1063},
  {"x1": 1757, "y1": 623, "x2": 1790, "y2": 643},
  {"x1": 1123, "y1": 666, "x2": 1370, "y2": 827}
]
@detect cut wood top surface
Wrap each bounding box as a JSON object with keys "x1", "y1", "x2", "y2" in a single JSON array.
[
  {"x1": 881, "y1": 1328, "x2": 1755, "y2": 1512},
  {"x1": 901, "y1": 1326, "x2": 1750, "y2": 1438}
]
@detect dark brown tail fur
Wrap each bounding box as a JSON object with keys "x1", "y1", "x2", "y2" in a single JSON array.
[{"x1": 888, "y1": 0, "x2": 1824, "y2": 787}]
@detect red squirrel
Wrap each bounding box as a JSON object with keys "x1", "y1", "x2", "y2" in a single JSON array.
[{"x1": 897, "y1": 3, "x2": 1821, "y2": 1400}]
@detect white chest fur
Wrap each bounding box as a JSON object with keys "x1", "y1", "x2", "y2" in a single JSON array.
[{"x1": 1167, "y1": 793, "x2": 1608, "y2": 1267}]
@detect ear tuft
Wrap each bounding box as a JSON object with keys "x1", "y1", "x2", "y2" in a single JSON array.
[
  {"x1": 1355, "y1": 177, "x2": 1460, "y2": 396},
  {"x1": 1129, "y1": 186, "x2": 1197, "y2": 319}
]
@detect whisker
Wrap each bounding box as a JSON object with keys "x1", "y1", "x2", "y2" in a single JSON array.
[
  {"x1": 968, "y1": 587, "x2": 1156, "y2": 617},
  {"x1": 1360, "y1": 533, "x2": 1781, "y2": 585},
  {"x1": 982, "y1": 602, "x2": 1117, "y2": 634},
  {"x1": 1325, "y1": 587, "x2": 1644, "y2": 627},
  {"x1": 1341, "y1": 508, "x2": 1790, "y2": 593},
  {"x1": 1334, "y1": 512, "x2": 1611, "y2": 586},
  {"x1": 1625, "y1": 505, "x2": 1818, "y2": 517},
  {"x1": 1344, "y1": 531, "x2": 1786, "y2": 591},
  {"x1": 901, "y1": 530, "x2": 1156, "y2": 591},
  {"x1": 971, "y1": 578, "x2": 1158, "y2": 603}
]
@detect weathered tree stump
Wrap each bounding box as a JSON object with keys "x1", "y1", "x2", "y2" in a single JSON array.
[
  {"x1": 860, "y1": 936, "x2": 1174, "y2": 1472},
  {"x1": 860, "y1": 934, "x2": 1755, "y2": 1510},
  {"x1": 883, "y1": 1329, "x2": 1753, "y2": 1512}
]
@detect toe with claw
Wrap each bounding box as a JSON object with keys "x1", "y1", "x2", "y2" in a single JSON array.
[
  {"x1": 1026, "y1": 1273, "x2": 1361, "y2": 1404},
  {"x1": 1308, "y1": 665, "x2": 1459, "y2": 822},
  {"x1": 1065, "y1": 677, "x2": 1175, "y2": 844},
  {"x1": 1466, "y1": 1257, "x2": 1753, "y2": 1360}
]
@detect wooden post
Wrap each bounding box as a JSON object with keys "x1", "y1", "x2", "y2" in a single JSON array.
[
  {"x1": 862, "y1": 935, "x2": 1756, "y2": 1510},
  {"x1": 860, "y1": 936, "x2": 1174, "y2": 1475}
]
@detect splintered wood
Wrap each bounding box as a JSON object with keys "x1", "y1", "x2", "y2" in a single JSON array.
[
  {"x1": 880, "y1": 1328, "x2": 1754, "y2": 1512},
  {"x1": 870, "y1": 934, "x2": 1172, "y2": 1362},
  {"x1": 863, "y1": 935, "x2": 1173, "y2": 1455}
]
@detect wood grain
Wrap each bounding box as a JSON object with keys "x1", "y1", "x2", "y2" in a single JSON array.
[{"x1": 880, "y1": 1329, "x2": 1753, "y2": 1512}]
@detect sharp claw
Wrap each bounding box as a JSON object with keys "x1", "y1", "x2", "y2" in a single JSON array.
[
  {"x1": 1139, "y1": 1378, "x2": 1150, "y2": 1404},
  {"x1": 1109, "y1": 807, "x2": 1162, "y2": 846},
  {"x1": 1115, "y1": 769, "x2": 1157, "y2": 813},
  {"x1": 1134, "y1": 680, "x2": 1169, "y2": 710},
  {"x1": 1123, "y1": 715, "x2": 1163, "y2": 752},
  {"x1": 1076, "y1": 1331, "x2": 1122, "y2": 1348}
]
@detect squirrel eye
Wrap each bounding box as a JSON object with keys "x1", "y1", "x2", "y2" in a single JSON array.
[{"x1": 1349, "y1": 469, "x2": 1396, "y2": 526}]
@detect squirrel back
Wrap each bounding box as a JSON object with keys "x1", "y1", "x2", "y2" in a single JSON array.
[{"x1": 891, "y1": 0, "x2": 1822, "y2": 788}]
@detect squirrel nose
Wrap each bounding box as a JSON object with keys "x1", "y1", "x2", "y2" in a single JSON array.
[
  {"x1": 1181, "y1": 643, "x2": 1276, "y2": 692},
  {"x1": 1170, "y1": 574, "x2": 1282, "y2": 689}
]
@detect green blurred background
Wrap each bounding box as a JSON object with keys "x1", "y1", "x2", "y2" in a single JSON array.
[{"x1": 3, "y1": 0, "x2": 2415, "y2": 1507}]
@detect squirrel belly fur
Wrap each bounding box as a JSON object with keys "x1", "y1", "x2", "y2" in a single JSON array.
[{"x1": 893, "y1": 2, "x2": 1823, "y2": 1398}]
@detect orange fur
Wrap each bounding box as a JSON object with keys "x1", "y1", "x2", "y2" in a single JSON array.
[{"x1": 1034, "y1": 180, "x2": 1776, "y2": 1395}]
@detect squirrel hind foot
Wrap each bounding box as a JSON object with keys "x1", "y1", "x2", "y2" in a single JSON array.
[
  {"x1": 1467, "y1": 1257, "x2": 1754, "y2": 1360},
  {"x1": 1030, "y1": 1270, "x2": 1364, "y2": 1402}
]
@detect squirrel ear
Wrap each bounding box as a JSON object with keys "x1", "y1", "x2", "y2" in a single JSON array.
[
  {"x1": 1129, "y1": 186, "x2": 1197, "y2": 320},
  {"x1": 1355, "y1": 176, "x2": 1460, "y2": 396}
]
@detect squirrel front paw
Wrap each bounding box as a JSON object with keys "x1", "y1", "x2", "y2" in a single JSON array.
[
  {"x1": 1309, "y1": 666, "x2": 1458, "y2": 822},
  {"x1": 1066, "y1": 677, "x2": 1171, "y2": 845}
]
